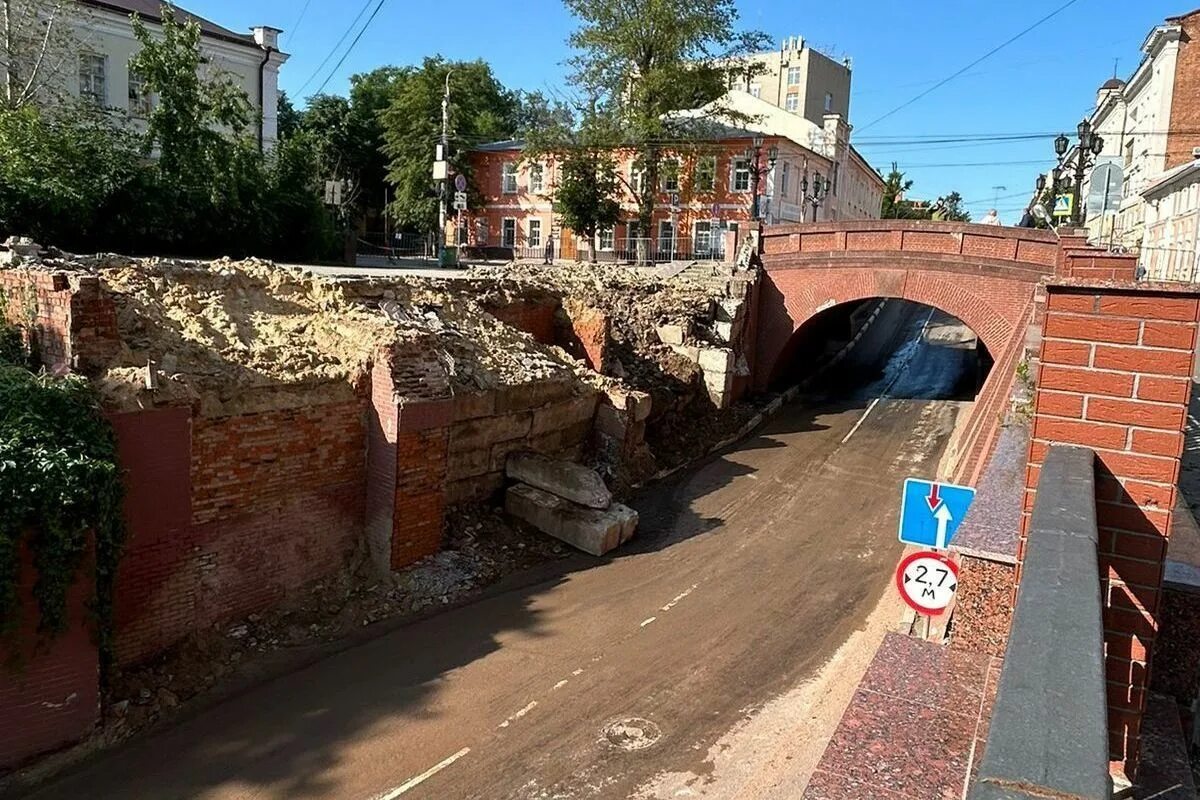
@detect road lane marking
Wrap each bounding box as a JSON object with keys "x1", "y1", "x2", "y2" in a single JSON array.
[
  {"x1": 662, "y1": 585, "x2": 700, "y2": 609},
  {"x1": 572, "y1": 668, "x2": 583, "y2": 676},
  {"x1": 372, "y1": 747, "x2": 470, "y2": 799},
  {"x1": 841, "y1": 307, "x2": 937, "y2": 445},
  {"x1": 498, "y1": 701, "x2": 538, "y2": 728},
  {"x1": 553, "y1": 679, "x2": 568, "y2": 690},
  {"x1": 640, "y1": 616, "x2": 657, "y2": 627}
]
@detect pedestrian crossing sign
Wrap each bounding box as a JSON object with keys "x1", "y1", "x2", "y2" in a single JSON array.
[{"x1": 1053, "y1": 194, "x2": 1073, "y2": 218}]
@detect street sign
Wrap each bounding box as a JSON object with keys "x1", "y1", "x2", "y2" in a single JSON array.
[
  {"x1": 454, "y1": 174, "x2": 467, "y2": 192},
  {"x1": 452, "y1": 191, "x2": 468, "y2": 210},
  {"x1": 323, "y1": 180, "x2": 343, "y2": 206},
  {"x1": 896, "y1": 551, "x2": 959, "y2": 616},
  {"x1": 898, "y1": 478, "x2": 975, "y2": 550},
  {"x1": 1053, "y1": 193, "x2": 1073, "y2": 218},
  {"x1": 432, "y1": 160, "x2": 449, "y2": 181}
]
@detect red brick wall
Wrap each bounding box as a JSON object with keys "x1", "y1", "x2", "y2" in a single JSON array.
[
  {"x1": 0, "y1": 541, "x2": 99, "y2": 770},
  {"x1": 1021, "y1": 284, "x2": 1198, "y2": 780},
  {"x1": 559, "y1": 301, "x2": 610, "y2": 372},
  {"x1": 485, "y1": 299, "x2": 558, "y2": 346},
  {"x1": 109, "y1": 401, "x2": 366, "y2": 666},
  {"x1": 0, "y1": 270, "x2": 119, "y2": 374},
  {"x1": 1167, "y1": 11, "x2": 1200, "y2": 170}
]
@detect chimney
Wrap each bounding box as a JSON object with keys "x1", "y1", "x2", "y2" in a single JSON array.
[{"x1": 252, "y1": 25, "x2": 282, "y2": 50}]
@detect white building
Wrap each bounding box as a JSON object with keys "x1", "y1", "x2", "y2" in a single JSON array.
[
  {"x1": 2, "y1": 0, "x2": 288, "y2": 150},
  {"x1": 727, "y1": 36, "x2": 852, "y2": 129},
  {"x1": 1076, "y1": 8, "x2": 1200, "y2": 263},
  {"x1": 1140, "y1": 159, "x2": 1200, "y2": 281}
]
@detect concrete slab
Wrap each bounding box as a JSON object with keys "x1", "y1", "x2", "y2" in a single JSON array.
[
  {"x1": 505, "y1": 484, "x2": 638, "y2": 556},
  {"x1": 506, "y1": 452, "x2": 612, "y2": 509}
]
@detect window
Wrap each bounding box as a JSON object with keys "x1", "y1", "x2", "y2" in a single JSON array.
[
  {"x1": 824, "y1": 92, "x2": 834, "y2": 112},
  {"x1": 128, "y1": 67, "x2": 152, "y2": 116},
  {"x1": 780, "y1": 162, "x2": 790, "y2": 198},
  {"x1": 502, "y1": 163, "x2": 518, "y2": 194},
  {"x1": 1124, "y1": 139, "x2": 1135, "y2": 168},
  {"x1": 476, "y1": 219, "x2": 489, "y2": 245},
  {"x1": 733, "y1": 158, "x2": 751, "y2": 192},
  {"x1": 528, "y1": 218, "x2": 542, "y2": 249},
  {"x1": 502, "y1": 218, "x2": 516, "y2": 248},
  {"x1": 661, "y1": 159, "x2": 680, "y2": 192},
  {"x1": 785, "y1": 92, "x2": 799, "y2": 112},
  {"x1": 658, "y1": 220, "x2": 675, "y2": 255},
  {"x1": 79, "y1": 53, "x2": 106, "y2": 106},
  {"x1": 694, "y1": 221, "x2": 713, "y2": 254},
  {"x1": 529, "y1": 163, "x2": 544, "y2": 193},
  {"x1": 787, "y1": 66, "x2": 801, "y2": 85},
  {"x1": 695, "y1": 156, "x2": 716, "y2": 192},
  {"x1": 631, "y1": 165, "x2": 644, "y2": 195},
  {"x1": 599, "y1": 228, "x2": 614, "y2": 251},
  {"x1": 749, "y1": 83, "x2": 761, "y2": 98}
]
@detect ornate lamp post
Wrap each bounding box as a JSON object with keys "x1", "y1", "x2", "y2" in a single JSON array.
[
  {"x1": 1050, "y1": 120, "x2": 1104, "y2": 227},
  {"x1": 745, "y1": 136, "x2": 778, "y2": 222},
  {"x1": 801, "y1": 173, "x2": 829, "y2": 222}
]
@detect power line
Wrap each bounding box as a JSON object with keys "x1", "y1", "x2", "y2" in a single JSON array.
[
  {"x1": 294, "y1": 0, "x2": 376, "y2": 97},
  {"x1": 284, "y1": 0, "x2": 314, "y2": 45},
  {"x1": 857, "y1": 0, "x2": 1084, "y2": 132},
  {"x1": 310, "y1": 0, "x2": 391, "y2": 97}
]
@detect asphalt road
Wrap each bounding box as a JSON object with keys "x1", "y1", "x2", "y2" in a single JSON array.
[{"x1": 23, "y1": 304, "x2": 976, "y2": 800}]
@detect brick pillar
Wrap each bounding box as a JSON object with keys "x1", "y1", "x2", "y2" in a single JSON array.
[
  {"x1": 365, "y1": 346, "x2": 452, "y2": 575},
  {"x1": 1022, "y1": 282, "x2": 1198, "y2": 781}
]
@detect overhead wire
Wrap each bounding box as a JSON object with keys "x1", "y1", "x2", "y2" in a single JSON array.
[
  {"x1": 310, "y1": 0, "x2": 391, "y2": 97},
  {"x1": 857, "y1": 0, "x2": 1084, "y2": 132},
  {"x1": 293, "y1": 0, "x2": 377, "y2": 97},
  {"x1": 284, "y1": 0, "x2": 314, "y2": 45}
]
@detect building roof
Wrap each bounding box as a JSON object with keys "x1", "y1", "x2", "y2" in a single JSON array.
[
  {"x1": 475, "y1": 139, "x2": 526, "y2": 152},
  {"x1": 79, "y1": 0, "x2": 259, "y2": 46},
  {"x1": 1166, "y1": 7, "x2": 1200, "y2": 22},
  {"x1": 1141, "y1": 158, "x2": 1200, "y2": 198},
  {"x1": 1100, "y1": 77, "x2": 1125, "y2": 90}
]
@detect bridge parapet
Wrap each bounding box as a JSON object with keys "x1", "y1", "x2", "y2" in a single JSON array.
[{"x1": 761, "y1": 220, "x2": 1061, "y2": 275}]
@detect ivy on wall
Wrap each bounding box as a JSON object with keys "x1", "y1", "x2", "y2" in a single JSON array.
[{"x1": 0, "y1": 330, "x2": 124, "y2": 664}]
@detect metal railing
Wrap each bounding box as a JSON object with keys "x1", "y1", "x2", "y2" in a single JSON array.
[
  {"x1": 358, "y1": 232, "x2": 436, "y2": 261},
  {"x1": 969, "y1": 444, "x2": 1111, "y2": 800}
]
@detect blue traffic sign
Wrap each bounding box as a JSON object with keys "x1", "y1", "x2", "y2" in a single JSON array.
[{"x1": 898, "y1": 478, "x2": 976, "y2": 550}]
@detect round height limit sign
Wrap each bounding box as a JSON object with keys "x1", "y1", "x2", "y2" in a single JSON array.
[{"x1": 896, "y1": 551, "x2": 959, "y2": 616}]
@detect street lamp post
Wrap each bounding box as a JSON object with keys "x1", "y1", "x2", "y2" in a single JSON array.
[
  {"x1": 1050, "y1": 120, "x2": 1104, "y2": 228},
  {"x1": 801, "y1": 173, "x2": 829, "y2": 222},
  {"x1": 745, "y1": 136, "x2": 778, "y2": 222}
]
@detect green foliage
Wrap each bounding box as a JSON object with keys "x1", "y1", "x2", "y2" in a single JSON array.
[
  {"x1": 880, "y1": 163, "x2": 970, "y2": 222},
  {"x1": 0, "y1": 349, "x2": 124, "y2": 652},
  {"x1": 554, "y1": 148, "x2": 621, "y2": 255},
  {"x1": 382, "y1": 57, "x2": 518, "y2": 232},
  {"x1": 562, "y1": 0, "x2": 768, "y2": 230},
  {"x1": 0, "y1": 7, "x2": 334, "y2": 261}
]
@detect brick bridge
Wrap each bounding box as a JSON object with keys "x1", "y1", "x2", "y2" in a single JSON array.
[{"x1": 748, "y1": 220, "x2": 1135, "y2": 484}]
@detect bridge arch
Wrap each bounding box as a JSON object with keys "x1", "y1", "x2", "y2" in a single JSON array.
[{"x1": 753, "y1": 221, "x2": 1057, "y2": 392}]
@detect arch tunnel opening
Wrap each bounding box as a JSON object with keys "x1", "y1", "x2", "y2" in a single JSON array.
[{"x1": 768, "y1": 299, "x2": 993, "y2": 404}]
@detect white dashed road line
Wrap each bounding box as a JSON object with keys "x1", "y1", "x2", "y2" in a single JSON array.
[
  {"x1": 371, "y1": 747, "x2": 471, "y2": 799},
  {"x1": 498, "y1": 701, "x2": 538, "y2": 729},
  {"x1": 640, "y1": 616, "x2": 657, "y2": 627},
  {"x1": 661, "y1": 584, "x2": 698, "y2": 612}
]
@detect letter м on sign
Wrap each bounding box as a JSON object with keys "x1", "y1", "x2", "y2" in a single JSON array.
[{"x1": 897, "y1": 478, "x2": 976, "y2": 550}]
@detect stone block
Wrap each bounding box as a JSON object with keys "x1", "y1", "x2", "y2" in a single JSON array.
[
  {"x1": 451, "y1": 390, "x2": 496, "y2": 422},
  {"x1": 713, "y1": 321, "x2": 734, "y2": 342},
  {"x1": 505, "y1": 484, "x2": 638, "y2": 556},
  {"x1": 669, "y1": 344, "x2": 701, "y2": 363},
  {"x1": 656, "y1": 323, "x2": 688, "y2": 346},
  {"x1": 605, "y1": 389, "x2": 652, "y2": 421},
  {"x1": 530, "y1": 393, "x2": 598, "y2": 436},
  {"x1": 446, "y1": 447, "x2": 491, "y2": 481},
  {"x1": 698, "y1": 347, "x2": 734, "y2": 374},
  {"x1": 448, "y1": 412, "x2": 532, "y2": 453},
  {"x1": 506, "y1": 452, "x2": 612, "y2": 509},
  {"x1": 595, "y1": 403, "x2": 629, "y2": 439},
  {"x1": 496, "y1": 378, "x2": 576, "y2": 413}
]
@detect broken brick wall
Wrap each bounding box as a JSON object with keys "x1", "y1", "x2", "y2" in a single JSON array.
[{"x1": 0, "y1": 269, "x2": 119, "y2": 373}]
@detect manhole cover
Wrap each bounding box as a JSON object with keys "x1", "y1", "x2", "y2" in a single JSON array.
[{"x1": 602, "y1": 717, "x2": 662, "y2": 751}]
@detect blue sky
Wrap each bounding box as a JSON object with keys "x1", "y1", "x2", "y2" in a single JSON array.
[{"x1": 192, "y1": 0, "x2": 1191, "y2": 222}]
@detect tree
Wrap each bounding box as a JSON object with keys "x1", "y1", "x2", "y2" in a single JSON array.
[
  {"x1": 381, "y1": 56, "x2": 518, "y2": 232},
  {"x1": 562, "y1": 0, "x2": 768, "y2": 238},
  {"x1": 880, "y1": 163, "x2": 914, "y2": 219},
  {"x1": 555, "y1": 146, "x2": 620, "y2": 261},
  {"x1": 277, "y1": 90, "x2": 302, "y2": 140},
  {"x1": 1, "y1": 0, "x2": 85, "y2": 110},
  {"x1": 932, "y1": 191, "x2": 971, "y2": 222}
]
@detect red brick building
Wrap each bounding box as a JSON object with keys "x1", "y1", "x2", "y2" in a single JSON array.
[{"x1": 457, "y1": 91, "x2": 885, "y2": 261}]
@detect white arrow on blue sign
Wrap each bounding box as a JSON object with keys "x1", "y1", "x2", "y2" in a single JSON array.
[{"x1": 898, "y1": 478, "x2": 976, "y2": 550}]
